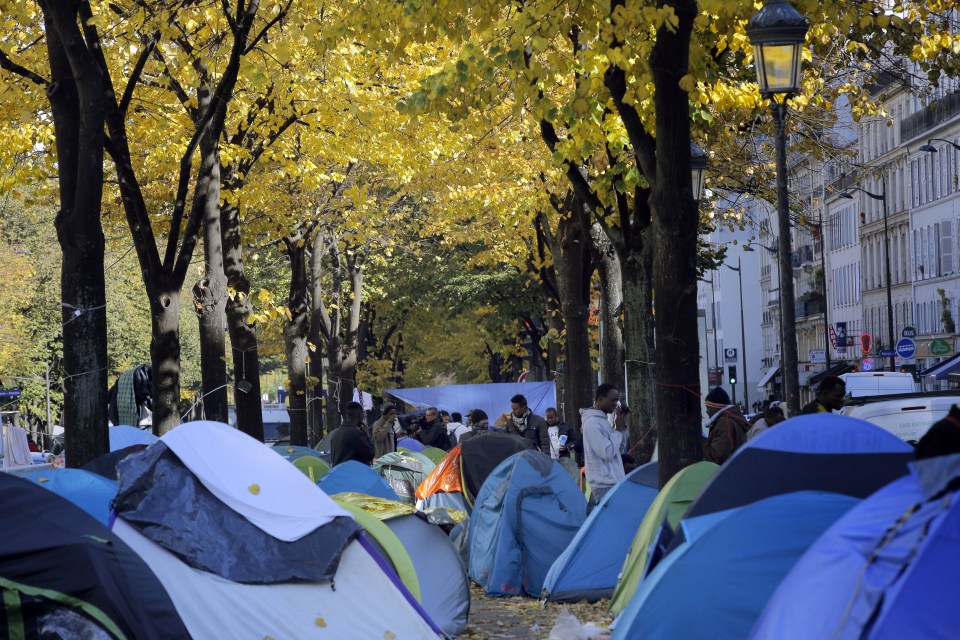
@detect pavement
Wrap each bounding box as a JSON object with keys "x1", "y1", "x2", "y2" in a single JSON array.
[{"x1": 460, "y1": 585, "x2": 612, "y2": 639}]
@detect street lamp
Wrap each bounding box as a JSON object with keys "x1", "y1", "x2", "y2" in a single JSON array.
[
  {"x1": 726, "y1": 257, "x2": 750, "y2": 411},
  {"x1": 919, "y1": 138, "x2": 960, "y2": 153},
  {"x1": 691, "y1": 141, "x2": 708, "y2": 202},
  {"x1": 746, "y1": 0, "x2": 809, "y2": 415},
  {"x1": 839, "y1": 182, "x2": 894, "y2": 371}
]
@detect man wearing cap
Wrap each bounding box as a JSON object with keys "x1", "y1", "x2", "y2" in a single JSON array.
[{"x1": 703, "y1": 387, "x2": 749, "y2": 465}]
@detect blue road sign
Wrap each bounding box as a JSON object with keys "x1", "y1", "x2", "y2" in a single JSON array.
[
  {"x1": 896, "y1": 338, "x2": 917, "y2": 359},
  {"x1": 0, "y1": 389, "x2": 22, "y2": 399},
  {"x1": 880, "y1": 350, "x2": 897, "y2": 357}
]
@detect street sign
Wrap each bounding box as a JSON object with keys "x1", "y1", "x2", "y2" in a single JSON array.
[
  {"x1": 931, "y1": 338, "x2": 953, "y2": 356},
  {"x1": 810, "y1": 349, "x2": 826, "y2": 364},
  {"x1": 880, "y1": 349, "x2": 897, "y2": 357},
  {"x1": 896, "y1": 338, "x2": 917, "y2": 359},
  {"x1": 723, "y1": 348, "x2": 737, "y2": 363},
  {"x1": 861, "y1": 358, "x2": 875, "y2": 371},
  {"x1": 0, "y1": 389, "x2": 21, "y2": 399},
  {"x1": 902, "y1": 326, "x2": 917, "y2": 339},
  {"x1": 835, "y1": 322, "x2": 848, "y2": 348}
]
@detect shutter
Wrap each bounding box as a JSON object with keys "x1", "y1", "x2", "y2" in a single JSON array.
[{"x1": 942, "y1": 220, "x2": 954, "y2": 275}]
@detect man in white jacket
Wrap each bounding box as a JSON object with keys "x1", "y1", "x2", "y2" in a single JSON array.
[{"x1": 581, "y1": 383, "x2": 626, "y2": 513}]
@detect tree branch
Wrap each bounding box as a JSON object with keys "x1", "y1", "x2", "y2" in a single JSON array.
[
  {"x1": 0, "y1": 49, "x2": 49, "y2": 86},
  {"x1": 118, "y1": 31, "x2": 159, "y2": 117}
]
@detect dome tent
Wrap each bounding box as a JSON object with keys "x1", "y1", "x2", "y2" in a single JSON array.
[
  {"x1": 468, "y1": 450, "x2": 586, "y2": 597},
  {"x1": 542, "y1": 461, "x2": 660, "y2": 603}
]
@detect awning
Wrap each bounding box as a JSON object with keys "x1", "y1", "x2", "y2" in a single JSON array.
[
  {"x1": 919, "y1": 353, "x2": 960, "y2": 380},
  {"x1": 808, "y1": 362, "x2": 854, "y2": 387},
  {"x1": 798, "y1": 370, "x2": 816, "y2": 388},
  {"x1": 757, "y1": 367, "x2": 780, "y2": 390}
]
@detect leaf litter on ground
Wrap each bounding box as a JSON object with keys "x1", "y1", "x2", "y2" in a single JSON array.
[{"x1": 461, "y1": 584, "x2": 612, "y2": 639}]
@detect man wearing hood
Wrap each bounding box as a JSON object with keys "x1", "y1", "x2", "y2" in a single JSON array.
[
  {"x1": 581, "y1": 384, "x2": 626, "y2": 512},
  {"x1": 703, "y1": 387, "x2": 749, "y2": 465}
]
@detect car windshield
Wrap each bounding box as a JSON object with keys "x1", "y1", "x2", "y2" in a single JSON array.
[{"x1": 264, "y1": 422, "x2": 290, "y2": 442}]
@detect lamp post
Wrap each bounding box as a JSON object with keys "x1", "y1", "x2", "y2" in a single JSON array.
[
  {"x1": 839, "y1": 181, "x2": 894, "y2": 371},
  {"x1": 746, "y1": 0, "x2": 809, "y2": 415},
  {"x1": 726, "y1": 257, "x2": 750, "y2": 411}
]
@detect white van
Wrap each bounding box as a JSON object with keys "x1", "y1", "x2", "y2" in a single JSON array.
[
  {"x1": 227, "y1": 403, "x2": 291, "y2": 444},
  {"x1": 841, "y1": 394, "x2": 960, "y2": 443},
  {"x1": 841, "y1": 372, "x2": 917, "y2": 398}
]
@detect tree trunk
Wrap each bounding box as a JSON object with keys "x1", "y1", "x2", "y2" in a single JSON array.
[
  {"x1": 42, "y1": 2, "x2": 110, "y2": 467},
  {"x1": 553, "y1": 198, "x2": 595, "y2": 433},
  {"x1": 284, "y1": 241, "x2": 309, "y2": 446},
  {"x1": 221, "y1": 201, "x2": 264, "y2": 441},
  {"x1": 650, "y1": 0, "x2": 703, "y2": 487},
  {"x1": 593, "y1": 223, "x2": 625, "y2": 390},
  {"x1": 150, "y1": 285, "x2": 182, "y2": 434},
  {"x1": 193, "y1": 134, "x2": 228, "y2": 423},
  {"x1": 622, "y1": 249, "x2": 657, "y2": 462}
]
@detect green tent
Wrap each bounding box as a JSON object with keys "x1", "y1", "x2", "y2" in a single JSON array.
[
  {"x1": 420, "y1": 447, "x2": 448, "y2": 465},
  {"x1": 293, "y1": 456, "x2": 330, "y2": 482},
  {"x1": 609, "y1": 461, "x2": 719, "y2": 615},
  {"x1": 373, "y1": 451, "x2": 436, "y2": 504}
]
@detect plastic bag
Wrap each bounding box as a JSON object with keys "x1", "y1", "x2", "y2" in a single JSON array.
[{"x1": 547, "y1": 610, "x2": 609, "y2": 640}]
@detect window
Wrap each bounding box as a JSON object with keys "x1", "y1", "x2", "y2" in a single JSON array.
[{"x1": 942, "y1": 220, "x2": 954, "y2": 275}]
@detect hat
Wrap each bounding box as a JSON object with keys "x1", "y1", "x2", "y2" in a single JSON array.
[
  {"x1": 704, "y1": 387, "x2": 731, "y2": 409},
  {"x1": 382, "y1": 403, "x2": 397, "y2": 415}
]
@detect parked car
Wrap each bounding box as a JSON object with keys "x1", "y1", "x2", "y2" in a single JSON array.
[
  {"x1": 227, "y1": 404, "x2": 291, "y2": 444},
  {"x1": 841, "y1": 371, "x2": 917, "y2": 398},
  {"x1": 841, "y1": 391, "x2": 960, "y2": 444}
]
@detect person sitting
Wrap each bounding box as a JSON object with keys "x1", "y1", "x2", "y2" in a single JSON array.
[
  {"x1": 330, "y1": 402, "x2": 375, "y2": 466},
  {"x1": 703, "y1": 387, "x2": 749, "y2": 465},
  {"x1": 800, "y1": 375, "x2": 846, "y2": 415}
]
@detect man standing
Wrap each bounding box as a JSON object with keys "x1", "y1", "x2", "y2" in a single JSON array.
[
  {"x1": 446, "y1": 412, "x2": 470, "y2": 445},
  {"x1": 330, "y1": 401, "x2": 375, "y2": 466},
  {"x1": 800, "y1": 376, "x2": 846, "y2": 415},
  {"x1": 703, "y1": 387, "x2": 749, "y2": 465},
  {"x1": 415, "y1": 407, "x2": 451, "y2": 450},
  {"x1": 581, "y1": 384, "x2": 626, "y2": 512},
  {"x1": 500, "y1": 394, "x2": 550, "y2": 455}
]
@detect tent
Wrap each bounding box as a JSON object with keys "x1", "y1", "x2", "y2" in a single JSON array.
[
  {"x1": 416, "y1": 446, "x2": 468, "y2": 513},
  {"x1": 82, "y1": 444, "x2": 149, "y2": 480},
  {"x1": 273, "y1": 444, "x2": 325, "y2": 462},
  {"x1": 109, "y1": 424, "x2": 158, "y2": 451},
  {"x1": 334, "y1": 493, "x2": 470, "y2": 637},
  {"x1": 387, "y1": 381, "x2": 556, "y2": 428},
  {"x1": 293, "y1": 455, "x2": 330, "y2": 482},
  {"x1": 609, "y1": 461, "x2": 719, "y2": 615},
  {"x1": 420, "y1": 446, "x2": 448, "y2": 464},
  {"x1": 612, "y1": 491, "x2": 859, "y2": 640},
  {"x1": 0, "y1": 473, "x2": 187, "y2": 639},
  {"x1": 460, "y1": 431, "x2": 535, "y2": 506},
  {"x1": 397, "y1": 436, "x2": 425, "y2": 452},
  {"x1": 468, "y1": 450, "x2": 587, "y2": 597},
  {"x1": 373, "y1": 451, "x2": 436, "y2": 504},
  {"x1": 26, "y1": 468, "x2": 118, "y2": 526},
  {"x1": 111, "y1": 420, "x2": 439, "y2": 638},
  {"x1": 318, "y1": 460, "x2": 399, "y2": 501},
  {"x1": 750, "y1": 453, "x2": 960, "y2": 640},
  {"x1": 542, "y1": 461, "x2": 660, "y2": 603},
  {"x1": 685, "y1": 414, "x2": 913, "y2": 520}
]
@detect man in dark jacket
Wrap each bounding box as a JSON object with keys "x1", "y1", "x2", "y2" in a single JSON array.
[
  {"x1": 703, "y1": 387, "x2": 748, "y2": 465},
  {"x1": 545, "y1": 407, "x2": 578, "y2": 460},
  {"x1": 330, "y1": 401, "x2": 375, "y2": 466},
  {"x1": 499, "y1": 394, "x2": 550, "y2": 455},
  {"x1": 800, "y1": 375, "x2": 846, "y2": 415},
  {"x1": 415, "y1": 406, "x2": 450, "y2": 450}
]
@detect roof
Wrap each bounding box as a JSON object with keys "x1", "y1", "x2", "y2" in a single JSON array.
[{"x1": 808, "y1": 361, "x2": 854, "y2": 386}]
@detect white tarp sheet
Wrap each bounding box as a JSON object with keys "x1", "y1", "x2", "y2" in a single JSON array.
[{"x1": 161, "y1": 421, "x2": 348, "y2": 541}]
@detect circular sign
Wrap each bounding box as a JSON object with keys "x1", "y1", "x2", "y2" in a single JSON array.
[
  {"x1": 861, "y1": 358, "x2": 875, "y2": 371},
  {"x1": 930, "y1": 338, "x2": 953, "y2": 356},
  {"x1": 896, "y1": 338, "x2": 916, "y2": 359},
  {"x1": 902, "y1": 326, "x2": 917, "y2": 338}
]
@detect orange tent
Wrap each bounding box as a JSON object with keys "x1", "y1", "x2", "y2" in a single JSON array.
[{"x1": 416, "y1": 446, "x2": 463, "y2": 501}]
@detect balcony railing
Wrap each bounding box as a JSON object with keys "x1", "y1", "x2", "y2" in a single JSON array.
[
  {"x1": 795, "y1": 294, "x2": 825, "y2": 318},
  {"x1": 901, "y1": 89, "x2": 960, "y2": 142},
  {"x1": 792, "y1": 245, "x2": 814, "y2": 268}
]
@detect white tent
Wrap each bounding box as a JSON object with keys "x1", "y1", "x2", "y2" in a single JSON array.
[{"x1": 115, "y1": 520, "x2": 438, "y2": 639}]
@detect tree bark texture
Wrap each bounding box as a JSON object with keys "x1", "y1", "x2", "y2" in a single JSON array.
[
  {"x1": 192, "y1": 120, "x2": 228, "y2": 423},
  {"x1": 650, "y1": 0, "x2": 704, "y2": 487},
  {"x1": 621, "y1": 249, "x2": 657, "y2": 463},
  {"x1": 592, "y1": 223, "x2": 625, "y2": 391},
  {"x1": 150, "y1": 284, "x2": 182, "y2": 434},
  {"x1": 42, "y1": 1, "x2": 110, "y2": 468},
  {"x1": 222, "y1": 204, "x2": 264, "y2": 441},
  {"x1": 284, "y1": 240, "x2": 310, "y2": 447}
]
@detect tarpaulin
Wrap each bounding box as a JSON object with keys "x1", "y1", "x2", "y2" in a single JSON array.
[{"x1": 386, "y1": 381, "x2": 556, "y2": 425}]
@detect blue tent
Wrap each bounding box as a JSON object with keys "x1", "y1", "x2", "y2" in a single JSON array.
[
  {"x1": 686, "y1": 413, "x2": 912, "y2": 519},
  {"x1": 468, "y1": 450, "x2": 586, "y2": 597},
  {"x1": 109, "y1": 424, "x2": 158, "y2": 451},
  {"x1": 273, "y1": 444, "x2": 325, "y2": 462},
  {"x1": 613, "y1": 491, "x2": 859, "y2": 640},
  {"x1": 316, "y1": 461, "x2": 399, "y2": 501},
  {"x1": 542, "y1": 461, "x2": 660, "y2": 602},
  {"x1": 397, "y1": 436, "x2": 425, "y2": 452},
  {"x1": 387, "y1": 381, "x2": 556, "y2": 426},
  {"x1": 751, "y1": 453, "x2": 960, "y2": 640},
  {"x1": 26, "y1": 468, "x2": 118, "y2": 525}
]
